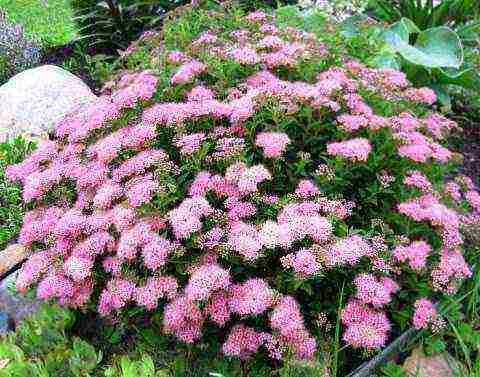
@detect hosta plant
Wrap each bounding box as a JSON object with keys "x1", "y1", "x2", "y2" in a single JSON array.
[
  {"x1": 6, "y1": 2, "x2": 480, "y2": 371},
  {"x1": 372, "y1": 17, "x2": 480, "y2": 107}
]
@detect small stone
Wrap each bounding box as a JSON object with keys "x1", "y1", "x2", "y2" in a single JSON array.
[
  {"x1": 0, "y1": 65, "x2": 96, "y2": 142},
  {"x1": 0, "y1": 243, "x2": 28, "y2": 276},
  {"x1": 402, "y1": 347, "x2": 462, "y2": 377},
  {"x1": 0, "y1": 312, "x2": 9, "y2": 334},
  {"x1": 0, "y1": 271, "x2": 41, "y2": 327}
]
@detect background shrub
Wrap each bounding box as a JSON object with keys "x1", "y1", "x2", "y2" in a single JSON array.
[
  {"x1": 0, "y1": 11, "x2": 41, "y2": 83},
  {"x1": 0, "y1": 0, "x2": 78, "y2": 48},
  {"x1": 0, "y1": 137, "x2": 35, "y2": 250}
]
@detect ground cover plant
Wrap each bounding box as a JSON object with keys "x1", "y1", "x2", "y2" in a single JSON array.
[
  {"x1": 4, "y1": 1, "x2": 480, "y2": 375},
  {"x1": 0, "y1": 0, "x2": 78, "y2": 48}
]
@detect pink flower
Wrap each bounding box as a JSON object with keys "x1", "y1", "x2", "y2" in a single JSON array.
[
  {"x1": 404, "y1": 170, "x2": 432, "y2": 192},
  {"x1": 222, "y1": 325, "x2": 271, "y2": 359},
  {"x1": 185, "y1": 264, "x2": 231, "y2": 302},
  {"x1": 171, "y1": 60, "x2": 206, "y2": 85},
  {"x1": 393, "y1": 240, "x2": 431, "y2": 270},
  {"x1": 270, "y1": 296, "x2": 317, "y2": 359},
  {"x1": 232, "y1": 47, "x2": 260, "y2": 65},
  {"x1": 412, "y1": 298, "x2": 439, "y2": 329},
  {"x1": 295, "y1": 180, "x2": 319, "y2": 198},
  {"x1": 135, "y1": 276, "x2": 178, "y2": 309},
  {"x1": 353, "y1": 274, "x2": 399, "y2": 307},
  {"x1": 341, "y1": 300, "x2": 391, "y2": 349},
  {"x1": 186, "y1": 85, "x2": 215, "y2": 102},
  {"x1": 324, "y1": 235, "x2": 374, "y2": 267},
  {"x1": 405, "y1": 87, "x2": 437, "y2": 105},
  {"x1": 227, "y1": 221, "x2": 264, "y2": 260},
  {"x1": 175, "y1": 133, "x2": 206, "y2": 155},
  {"x1": 163, "y1": 295, "x2": 203, "y2": 343},
  {"x1": 228, "y1": 278, "x2": 276, "y2": 316},
  {"x1": 255, "y1": 132, "x2": 290, "y2": 158},
  {"x1": 281, "y1": 249, "x2": 320, "y2": 278},
  {"x1": 64, "y1": 255, "x2": 94, "y2": 282},
  {"x1": 327, "y1": 138, "x2": 372, "y2": 162}
]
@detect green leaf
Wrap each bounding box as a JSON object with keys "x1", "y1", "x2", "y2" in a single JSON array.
[
  {"x1": 371, "y1": 50, "x2": 401, "y2": 70},
  {"x1": 339, "y1": 14, "x2": 370, "y2": 38},
  {"x1": 384, "y1": 20, "x2": 464, "y2": 69},
  {"x1": 437, "y1": 67, "x2": 480, "y2": 91}
]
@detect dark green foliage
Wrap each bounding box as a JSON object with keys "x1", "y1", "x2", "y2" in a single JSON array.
[
  {"x1": 0, "y1": 137, "x2": 35, "y2": 250},
  {"x1": 72, "y1": 0, "x2": 191, "y2": 52},
  {"x1": 369, "y1": 0, "x2": 480, "y2": 30}
]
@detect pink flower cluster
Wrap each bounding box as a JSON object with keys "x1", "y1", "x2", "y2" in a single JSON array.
[
  {"x1": 255, "y1": 132, "x2": 291, "y2": 158},
  {"x1": 412, "y1": 298, "x2": 440, "y2": 330},
  {"x1": 341, "y1": 300, "x2": 391, "y2": 349},
  {"x1": 327, "y1": 138, "x2": 372, "y2": 162},
  {"x1": 8, "y1": 7, "x2": 477, "y2": 362},
  {"x1": 393, "y1": 240, "x2": 431, "y2": 270}
]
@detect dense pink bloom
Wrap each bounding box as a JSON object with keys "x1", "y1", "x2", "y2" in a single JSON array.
[
  {"x1": 465, "y1": 190, "x2": 480, "y2": 212},
  {"x1": 168, "y1": 197, "x2": 213, "y2": 239},
  {"x1": 186, "y1": 85, "x2": 215, "y2": 102},
  {"x1": 327, "y1": 138, "x2": 372, "y2": 162},
  {"x1": 64, "y1": 255, "x2": 94, "y2": 282},
  {"x1": 228, "y1": 278, "x2": 276, "y2": 316},
  {"x1": 341, "y1": 300, "x2": 391, "y2": 349},
  {"x1": 185, "y1": 264, "x2": 231, "y2": 302},
  {"x1": 412, "y1": 298, "x2": 439, "y2": 329},
  {"x1": 295, "y1": 180, "x2": 319, "y2": 198},
  {"x1": 255, "y1": 132, "x2": 290, "y2": 158},
  {"x1": 270, "y1": 296, "x2": 317, "y2": 359},
  {"x1": 323, "y1": 235, "x2": 374, "y2": 267},
  {"x1": 98, "y1": 278, "x2": 136, "y2": 315},
  {"x1": 141, "y1": 235, "x2": 173, "y2": 270},
  {"x1": 281, "y1": 249, "x2": 320, "y2": 278},
  {"x1": 431, "y1": 249, "x2": 472, "y2": 294},
  {"x1": 405, "y1": 87, "x2": 437, "y2": 105},
  {"x1": 167, "y1": 50, "x2": 187, "y2": 63},
  {"x1": 204, "y1": 292, "x2": 231, "y2": 326},
  {"x1": 171, "y1": 60, "x2": 206, "y2": 85},
  {"x1": 175, "y1": 133, "x2": 206, "y2": 155},
  {"x1": 393, "y1": 240, "x2": 431, "y2": 270},
  {"x1": 404, "y1": 170, "x2": 432, "y2": 191},
  {"x1": 135, "y1": 276, "x2": 178, "y2": 310},
  {"x1": 337, "y1": 114, "x2": 368, "y2": 132},
  {"x1": 163, "y1": 295, "x2": 203, "y2": 343},
  {"x1": 353, "y1": 274, "x2": 399, "y2": 307},
  {"x1": 232, "y1": 47, "x2": 260, "y2": 65},
  {"x1": 222, "y1": 325, "x2": 272, "y2": 359}
]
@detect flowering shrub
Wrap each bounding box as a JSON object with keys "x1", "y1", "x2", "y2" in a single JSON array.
[
  {"x1": 0, "y1": 10, "x2": 41, "y2": 83},
  {"x1": 7, "y1": 2, "x2": 480, "y2": 366}
]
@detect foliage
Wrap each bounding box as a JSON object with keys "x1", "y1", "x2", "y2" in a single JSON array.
[
  {"x1": 0, "y1": 0, "x2": 78, "y2": 47},
  {"x1": 0, "y1": 137, "x2": 35, "y2": 250},
  {"x1": 369, "y1": 0, "x2": 480, "y2": 30},
  {"x1": 0, "y1": 11, "x2": 41, "y2": 84},
  {"x1": 335, "y1": 14, "x2": 480, "y2": 109},
  {"x1": 72, "y1": 0, "x2": 191, "y2": 52},
  {"x1": 0, "y1": 304, "x2": 102, "y2": 377},
  {"x1": 4, "y1": 2, "x2": 480, "y2": 375}
]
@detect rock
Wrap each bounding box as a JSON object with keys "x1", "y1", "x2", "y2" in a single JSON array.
[
  {"x1": 0, "y1": 243, "x2": 28, "y2": 276},
  {"x1": 402, "y1": 347, "x2": 462, "y2": 377},
  {"x1": 0, "y1": 271, "x2": 41, "y2": 327},
  {"x1": 0, "y1": 312, "x2": 9, "y2": 334},
  {"x1": 0, "y1": 65, "x2": 96, "y2": 142}
]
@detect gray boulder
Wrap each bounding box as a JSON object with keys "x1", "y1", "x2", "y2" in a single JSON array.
[
  {"x1": 0, "y1": 271, "x2": 40, "y2": 333},
  {"x1": 0, "y1": 65, "x2": 96, "y2": 142}
]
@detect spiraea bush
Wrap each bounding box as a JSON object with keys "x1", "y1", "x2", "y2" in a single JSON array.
[{"x1": 6, "y1": 0, "x2": 480, "y2": 371}]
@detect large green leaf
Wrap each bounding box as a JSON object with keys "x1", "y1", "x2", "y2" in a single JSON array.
[
  {"x1": 437, "y1": 67, "x2": 480, "y2": 91},
  {"x1": 384, "y1": 19, "x2": 464, "y2": 69}
]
